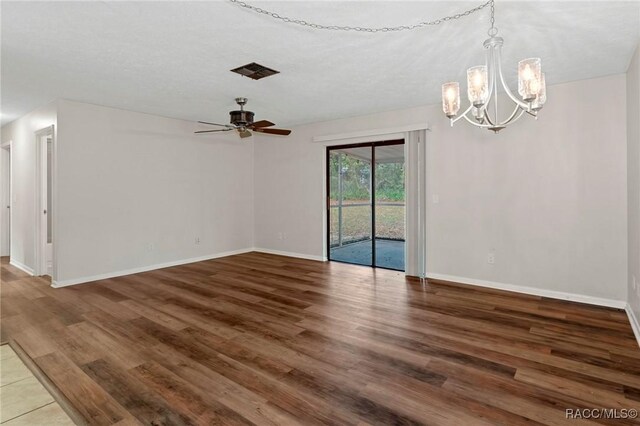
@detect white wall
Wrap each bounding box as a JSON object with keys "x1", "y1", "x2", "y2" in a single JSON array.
[
  {"x1": 0, "y1": 102, "x2": 57, "y2": 273},
  {"x1": 53, "y1": 100, "x2": 254, "y2": 285},
  {"x1": 628, "y1": 44, "x2": 640, "y2": 319},
  {"x1": 1, "y1": 75, "x2": 629, "y2": 306},
  {"x1": 255, "y1": 75, "x2": 628, "y2": 304}
]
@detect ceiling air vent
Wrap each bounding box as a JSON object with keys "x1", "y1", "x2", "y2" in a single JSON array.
[{"x1": 230, "y1": 62, "x2": 280, "y2": 80}]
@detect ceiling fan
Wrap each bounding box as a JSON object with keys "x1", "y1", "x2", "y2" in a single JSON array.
[{"x1": 195, "y1": 97, "x2": 291, "y2": 139}]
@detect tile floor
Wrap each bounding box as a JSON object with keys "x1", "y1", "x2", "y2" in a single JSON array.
[{"x1": 0, "y1": 345, "x2": 74, "y2": 425}]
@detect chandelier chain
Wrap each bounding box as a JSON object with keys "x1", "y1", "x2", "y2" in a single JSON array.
[
  {"x1": 229, "y1": 0, "x2": 491, "y2": 33},
  {"x1": 488, "y1": 0, "x2": 498, "y2": 37}
]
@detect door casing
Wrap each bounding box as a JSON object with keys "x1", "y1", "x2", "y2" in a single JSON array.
[{"x1": 35, "y1": 125, "x2": 55, "y2": 277}]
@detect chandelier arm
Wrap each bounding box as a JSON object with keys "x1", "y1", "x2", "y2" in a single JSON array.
[
  {"x1": 492, "y1": 83, "x2": 499, "y2": 123},
  {"x1": 495, "y1": 48, "x2": 530, "y2": 110},
  {"x1": 485, "y1": 48, "x2": 496, "y2": 104},
  {"x1": 483, "y1": 109, "x2": 496, "y2": 126},
  {"x1": 462, "y1": 100, "x2": 526, "y2": 130},
  {"x1": 466, "y1": 108, "x2": 525, "y2": 131},
  {"x1": 502, "y1": 107, "x2": 526, "y2": 126},
  {"x1": 461, "y1": 113, "x2": 495, "y2": 128},
  {"x1": 509, "y1": 109, "x2": 527, "y2": 125},
  {"x1": 450, "y1": 104, "x2": 475, "y2": 124},
  {"x1": 492, "y1": 104, "x2": 522, "y2": 127},
  {"x1": 490, "y1": 44, "x2": 502, "y2": 120},
  {"x1": 492, "y1": 49, "x2": 499, "y2": 122}
]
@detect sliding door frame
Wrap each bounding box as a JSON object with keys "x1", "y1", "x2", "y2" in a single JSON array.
[{"x1": 326, "y1": 139, "x2": 404, "y2": 271}]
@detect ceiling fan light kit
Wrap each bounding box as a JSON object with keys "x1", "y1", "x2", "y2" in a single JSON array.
[
  {"x1": 229, "y1": 97, "x2": 254, "y2": 129},
  {"x1": 225, "y1": 0, "x2": 546, "y2": 134},
  {"x1": 195, "y1": 97, "x2": 292, "y2": 139}
]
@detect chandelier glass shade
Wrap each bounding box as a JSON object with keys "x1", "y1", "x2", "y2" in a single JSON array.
[{"x1": 441, "y1": 3, "x2": 546, "y2": 132}]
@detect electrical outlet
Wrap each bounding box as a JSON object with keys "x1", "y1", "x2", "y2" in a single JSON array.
[
  {"x1": 147, "y1": 243, "x2": 155, "y2": 252},
  {"x1": 432, "y1": 194, "x2": 440, "y2": 204},
  {"x1": 633, "y1": 275, "x2": 637, "y2": 291},
  {"x1": 277, "y1": 232, "x2": 284, "y2": 240},
  {"x1": 195, "y1": 237, "x2": 201, "y2": 245},
  {"x1": 487, "y1": 253, "x2": 495, "y2": 264}
]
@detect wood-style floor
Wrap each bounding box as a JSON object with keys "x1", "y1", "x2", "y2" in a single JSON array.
[{"x1": 1, "y1": 253, "x2": 640, "y2": 425}]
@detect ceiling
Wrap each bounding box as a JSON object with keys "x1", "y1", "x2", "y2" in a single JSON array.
[{"x1": 2, "y1": 1, "x2": 639, "y2": 127}]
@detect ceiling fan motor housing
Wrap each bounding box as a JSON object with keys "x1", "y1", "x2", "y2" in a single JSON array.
[{"x1": 230, "y1": 110, "x2": 254, "y2": 127}]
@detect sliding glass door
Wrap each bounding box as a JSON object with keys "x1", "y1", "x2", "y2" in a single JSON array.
[{"x1": 327, "y1": 140, "x2": 405, "y2": 271}]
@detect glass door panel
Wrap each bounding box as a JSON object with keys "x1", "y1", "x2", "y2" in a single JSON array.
[
  {"x1": 328, "y1": 147, "x2": 372, "y2": 266},
  {"x1": 374, "y1": 144, "x2": 405, "y2": 271}
]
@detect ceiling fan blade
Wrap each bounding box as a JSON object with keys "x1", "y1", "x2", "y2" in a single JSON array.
[
  {"x1": 254, "y1": 128, "x2": 292, "y2": 136},
  {"x1": 250, "y1": 120, "x2": 275, "y2": 129},
  {"x1": 198, "y1": 121, "x2": 233, "y2": 128},
  {"x1": 239, "y1": 129, "x2": 252, "y2": 138},
  {"x1": 194, "y1": 129, "x2": 234, "y2": 134}
]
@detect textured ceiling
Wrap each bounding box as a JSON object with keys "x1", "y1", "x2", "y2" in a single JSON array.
[{"x1": 2, "y1": 1, "x2": 639, "y2": 127}]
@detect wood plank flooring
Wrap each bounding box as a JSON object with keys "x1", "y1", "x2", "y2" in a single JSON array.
[{"x1": 1, "y1": 253, "x2": 640, "y2": 425}]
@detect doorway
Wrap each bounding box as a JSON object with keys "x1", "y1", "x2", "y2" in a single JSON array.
[
  {"x1": 35, "y1": 126, "x2": 54, "y2": 277},
  {"x1": 1, "y1": 143, "x2": 10, "y2": 258},
  {"x1": 327, "y1": 140, "x2": 405, "y2": 271}
]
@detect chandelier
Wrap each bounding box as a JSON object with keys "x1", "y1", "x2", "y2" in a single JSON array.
[
  {"x1": 441, "y1": 0, "x2": 546, "y2": 133},
  {"x1": 229, "y1": 0, "x2": 543, "y2": 133}
]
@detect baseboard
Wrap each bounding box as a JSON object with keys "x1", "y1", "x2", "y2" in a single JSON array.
[
  {"x1": 51, "y1": 248, "x2": 254, "y2": 288},
  {"x1": 426, "y1": 273, "x2": 627, "y2": 309},
  {"x1": 252, "y1": 247, "x2": 327, "y2": 262},
  {"x1": 626, "y1": 304, "x2": 640, "y2": 348},
  {"x1": 9, "y1": 259, "x2": 35, "y2": 276}
]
